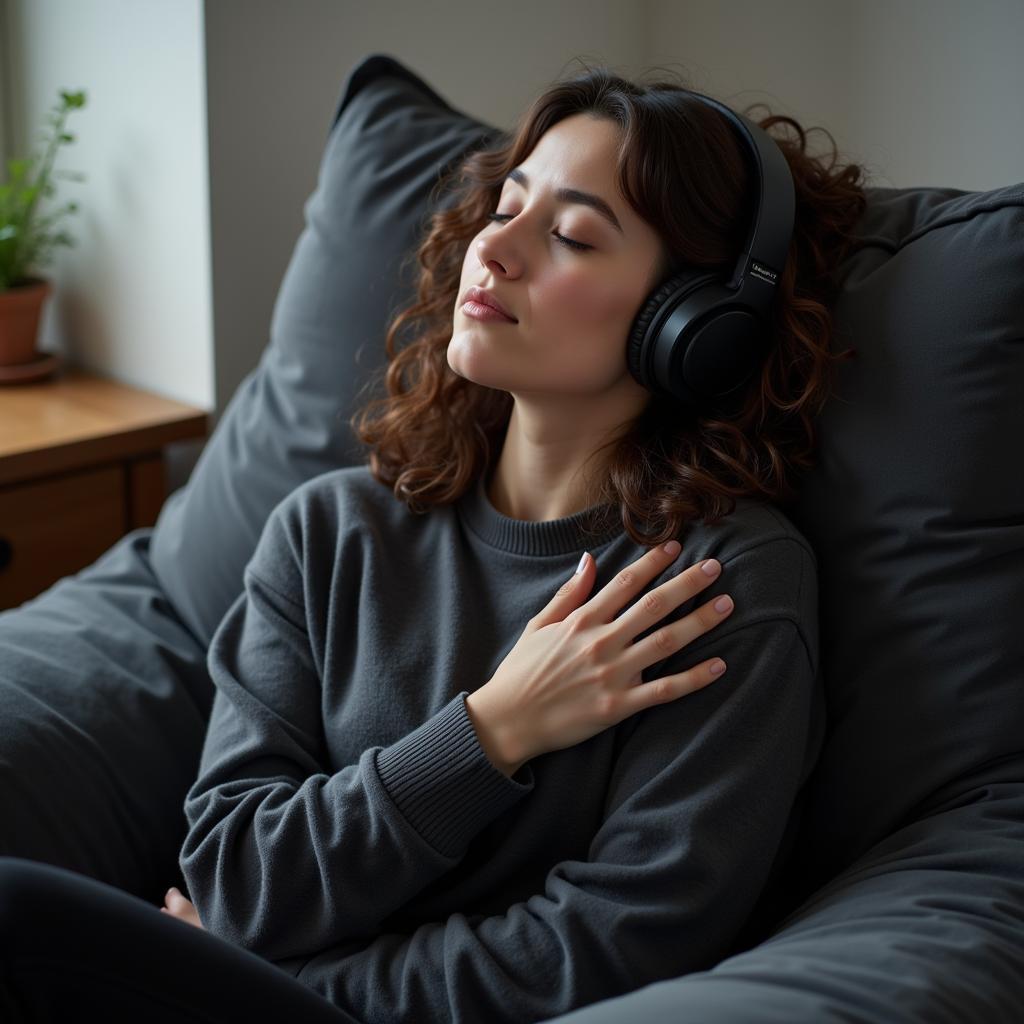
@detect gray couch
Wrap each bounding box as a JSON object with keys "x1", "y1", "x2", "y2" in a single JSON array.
[{"x1": 2, "y1": 52, "x2": 1022, "y2": 1022}]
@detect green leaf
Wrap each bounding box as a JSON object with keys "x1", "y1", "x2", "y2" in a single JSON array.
[{"x1": 0, "y1": 85, "x2": 87, "y2": 282}]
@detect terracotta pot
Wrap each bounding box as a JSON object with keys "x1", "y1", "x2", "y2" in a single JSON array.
[{"x1": 0, "y1": 277, "x2": 52, "y2": 367}]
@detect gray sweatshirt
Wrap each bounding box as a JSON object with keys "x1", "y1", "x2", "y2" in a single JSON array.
[{"x1": 180, "y1": 464, "x2": 824, "y2": 1024}]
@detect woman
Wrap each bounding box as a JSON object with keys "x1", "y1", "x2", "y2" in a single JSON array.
[{"x1": 0, "y1": 60, "x2": 866, "y2": 1023}]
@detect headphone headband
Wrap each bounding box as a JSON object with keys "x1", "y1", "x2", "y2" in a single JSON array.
[{"x1": 682, "y1": 91, "x2": 795, "y2": 302}]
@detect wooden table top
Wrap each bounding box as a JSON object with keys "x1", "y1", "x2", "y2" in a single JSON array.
[{"x1": 0, "y1": 363, "x2": 210, "y2": 487}]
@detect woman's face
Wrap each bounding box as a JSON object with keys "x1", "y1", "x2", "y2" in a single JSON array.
[{"x1": 448, "y1": 113, "x2": 667, "y2": 409}]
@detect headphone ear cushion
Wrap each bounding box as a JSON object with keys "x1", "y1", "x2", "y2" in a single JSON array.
[{"x1": 627, "y1": 268, "x2": 720, "y2": 390}]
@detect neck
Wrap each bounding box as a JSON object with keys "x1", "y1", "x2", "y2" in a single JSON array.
[{"x1": 486, "y1": 414, "x2": 609, "y2": 522}]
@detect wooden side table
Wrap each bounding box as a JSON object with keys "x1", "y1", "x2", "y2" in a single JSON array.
[{"x1": 0, "y1": 365, "x2": 210, "y2": 610}]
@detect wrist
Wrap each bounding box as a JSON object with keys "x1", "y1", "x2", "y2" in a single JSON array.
[{"x1": 465, "y1": 689, "x2": 526, "y2": 778}]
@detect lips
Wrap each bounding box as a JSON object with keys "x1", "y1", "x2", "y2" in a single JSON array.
[{"x1": 461, "y1": 286, "x2": 517, "y2": 322}]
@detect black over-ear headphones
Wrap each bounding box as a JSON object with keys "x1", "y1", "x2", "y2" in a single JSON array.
[{"x1": 626, "y1": 91, "x2": 795, "y2": 418}]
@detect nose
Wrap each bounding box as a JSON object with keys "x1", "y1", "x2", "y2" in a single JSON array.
[{"x1": 476, "y1": 228, "x2": 521, "y2": 278}]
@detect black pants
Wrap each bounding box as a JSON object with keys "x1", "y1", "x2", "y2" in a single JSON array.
[{"x1": 0, "y1": 857, "x2": 359, "y2": 1023}]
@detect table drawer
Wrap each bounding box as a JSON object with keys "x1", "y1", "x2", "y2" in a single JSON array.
[{"x1": 0, "y1": 465, "x2": 126, "y2": 610}]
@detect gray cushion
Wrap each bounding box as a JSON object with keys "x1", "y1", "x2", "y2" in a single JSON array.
[
  {"x1": 0, "y1": 529, "x2": 210, "y2": 904},
  {"x1": 547, "y1": 786, "x2": 1024, "y2": 1023},
  {"x1": 148, "y1": 54, "x2": 503, "y2": 646},
  {"x1": 785, "y1": 181, "x2": 1024, "y2": 891}
]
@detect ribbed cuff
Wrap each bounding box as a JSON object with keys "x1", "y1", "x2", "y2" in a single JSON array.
[{"x1": 374, "y1": 692, "x2": 534, "y2": 857}]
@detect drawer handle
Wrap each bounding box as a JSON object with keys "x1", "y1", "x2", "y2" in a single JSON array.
[{"x1": 0, "y1": 535, "x2": 10, "y2": 573}]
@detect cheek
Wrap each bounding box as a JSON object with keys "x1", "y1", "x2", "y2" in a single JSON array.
[{"x1": 542, "y1": 268, "x2": 643, "y2": 329}]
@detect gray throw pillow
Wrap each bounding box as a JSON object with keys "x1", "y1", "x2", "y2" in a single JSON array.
[
  {"x1": 149, "y1": 54, "x2": 503, "y2": 645},
  {"x1": 785, "y1": 181, "x2": 1024, "y2": 891}
]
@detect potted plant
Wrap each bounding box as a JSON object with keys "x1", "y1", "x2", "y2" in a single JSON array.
[{"x1": 0, "y1": 87, "x2": 87, "y2": 381}]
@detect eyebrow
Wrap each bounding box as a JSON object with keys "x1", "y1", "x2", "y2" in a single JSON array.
[{"x1": 505, "y1": 167, "x2": 624, "y2": 235}]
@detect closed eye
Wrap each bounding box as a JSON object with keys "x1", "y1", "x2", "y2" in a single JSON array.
[{"x1": 486, "y1": 213, "x2": 593, "y2": 252}]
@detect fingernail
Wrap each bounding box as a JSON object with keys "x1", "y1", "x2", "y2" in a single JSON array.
[
  {"x1": 714, "y1": 595, "x2": 733, "y2": 613},
  {"x1": 167, "y1": 887, "x2": 179, "y2": 897},
  {"x1": 701, "y1": 559, "x2": 721, "y2": 577},
  {"x1": 662, "y1": 540, "x2": 681, "y2": 557},
  {"x1": 575, "y1": 552, "x2": 588, "y2": 574}
]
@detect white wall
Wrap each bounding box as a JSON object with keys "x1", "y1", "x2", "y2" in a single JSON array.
[
  {"x1": 647, "y1": 0, "x2": 1024, "y2": 192},
  {"x1": 0, "y1": 1, "x2": 10, "y2": 179},
  {"x1": 3, "y1": 0, "x2": 213, "y2": 411}
]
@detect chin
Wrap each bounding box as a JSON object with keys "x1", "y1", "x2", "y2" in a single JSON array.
[{"x1": 448, "y1": 334, "x2": 490, "y2": 374}]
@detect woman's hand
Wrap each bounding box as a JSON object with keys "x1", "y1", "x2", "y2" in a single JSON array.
[
  {"x1": 161, "y1": 887, "x2": 205, "y2": 930},
  {"x1": 465, "y1": 541, "x2": 733, "y2": 775}
]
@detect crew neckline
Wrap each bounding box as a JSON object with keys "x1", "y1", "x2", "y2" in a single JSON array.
[{"x1": 458, "y1": 471, "x2": 622, "y2": 556}]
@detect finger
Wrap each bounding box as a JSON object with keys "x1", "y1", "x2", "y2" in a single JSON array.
[
  {"x1": 584, "y1": 540, "x2": 687, "y2": 626},
  {"x1": 165, "y1": 889, "x2": 194, "y2": 916},
  {"x1": 620, "y1": 586, "x2": 734, "y2": 680},
  {"x1": 618, "y1": 655, "x2": 728, "y2": 717},
  {"x1": 531, "y1": 550, "x2": 596, "y2": 630},
  {"x1": 612, "y1": 554, "x2": 728, "y2": 649}
]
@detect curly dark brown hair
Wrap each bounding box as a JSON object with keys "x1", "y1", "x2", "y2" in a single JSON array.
[{"x1": 350, "y1": 60, "x2": 869, "y2": 547}]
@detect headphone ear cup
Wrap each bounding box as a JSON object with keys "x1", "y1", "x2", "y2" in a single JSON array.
[{"x1": 627, "y1": 268, "x2": 718, "y2": 392}]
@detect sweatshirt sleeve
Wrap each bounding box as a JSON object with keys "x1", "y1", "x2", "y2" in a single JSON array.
[
  {"x1": 178, "y1": 498, "x2": 535, "y2": 963},
  {"x1": 282, "y1": 611, "x2": 822, "y2": 1024}
]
